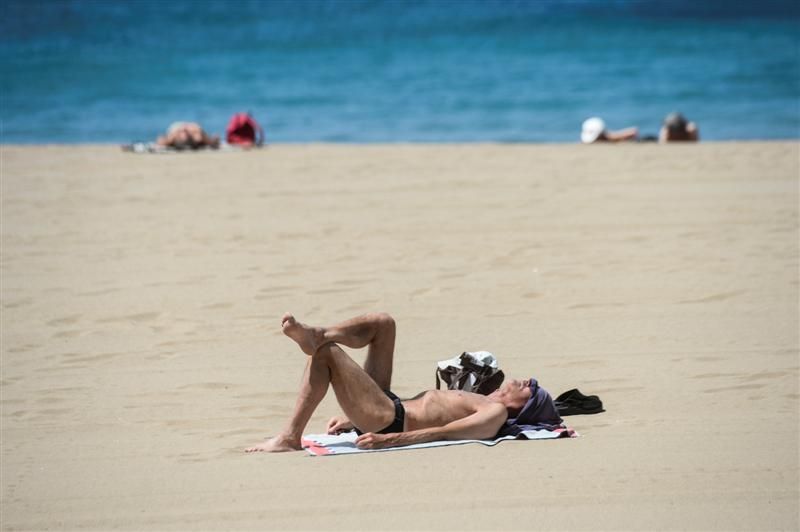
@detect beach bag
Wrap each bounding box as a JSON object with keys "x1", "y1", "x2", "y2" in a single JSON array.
[
  {"x1": 435, "y1": 351, "x2": 505, "y2": 395},
  {"x1": 226, "y1": 113, "x2": 264, "y2": 146}
]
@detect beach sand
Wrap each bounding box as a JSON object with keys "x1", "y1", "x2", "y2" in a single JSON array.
[{"x1": 1, "y1": 142, "x2": 798, "y2": 530}]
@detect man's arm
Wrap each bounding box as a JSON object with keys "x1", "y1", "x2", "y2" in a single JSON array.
[
  {"x1": 327, "y1": 415, "x2": 354, "y2": 434},
  {"x1": 355, "y1": 402, "x2": 507, "y2": 449},
  {"x1": 606, "y1": 127, "x2": 639, "y2": 142},
  {"x1": 687, "y1": 122, "x2": 699, "y2": 141}
]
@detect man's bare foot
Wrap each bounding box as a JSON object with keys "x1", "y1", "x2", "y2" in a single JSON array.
[
  {"x1": 281, "y1": 313, "x2": 325, "y2": 355},
  {"x1": 245, "y1": 434, "x2": 302, "y2": 453}
]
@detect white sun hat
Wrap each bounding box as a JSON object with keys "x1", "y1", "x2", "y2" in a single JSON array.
[{"x1": 581, "y1": 117, "x2": 606, "y2": 143}]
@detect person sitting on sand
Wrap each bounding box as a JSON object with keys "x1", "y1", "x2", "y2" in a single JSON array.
[
  {"x1": 659, "y1": 112, "x2": 699, "y2": 143},
  {"x1": 157, "y1": 121, "x2": 220, "y2": 150},
  {"x1": 581, "y1": 117, "x2": 639, "y2": 143},
  {"x1": 246, "y1": 312, "x2": 562, "y2": 453}
]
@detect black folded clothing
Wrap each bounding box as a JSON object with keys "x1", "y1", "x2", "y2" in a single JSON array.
[{"x1": 554, "y1": 388, "x2": 604, "y2": 416}]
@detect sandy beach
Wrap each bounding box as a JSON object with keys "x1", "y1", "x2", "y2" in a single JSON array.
[{"x1": 1, "y1": 142, "x2": 798, "y2": 530}]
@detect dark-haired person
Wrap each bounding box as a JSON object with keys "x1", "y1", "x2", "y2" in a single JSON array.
[
  {"x1": 659, "y1": 112, "x2": 699, "y2": 142},
  {"x1": 246, "y1": 312, "x2": 562, "y2": 453}
]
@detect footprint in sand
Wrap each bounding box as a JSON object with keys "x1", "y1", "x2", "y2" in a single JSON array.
[
  {"x1": 339, "y1": 299, "x2": 381, "y2": 313},
  {"x1": 308, "y1": 287, "x2": 350, "y2": 295},
  {"x1": 46, "y1": 314, "x2": 82, "y2": 327},
  {"x1": 254, "y1": 286, "x2": 298, "y2": 301},
  {"x1": 678, "y1": 290, "x2": 744, "y2": 304},
  {"x1": 51, "y1": 329, "x2": 84, "y2": 339},
  {"x1": 78, "y1": 288, "x2": 121, "y2": 297},
  {"x1": 33, "y1": 408, "x2": 73, "y2": 418},
  {"x1": 59, "y1": 352, "x2": 125, "y2": 365},
  {"x1": 6, "y1": 343, "x2": 41, "y2": 354},
  {"x1": 557, "y1": 359, "x2": 608, "y2": 369},
  {"x1": 97, "y1": 312, "x2": 161, "y2": 324},
  {"x1": 178, "y1": 382, "x2": 236, "y2": 391},
  {"x1": 590, "y1": 385, "x2": 644, "y2": 394},
  {"x1": 3, "y1": 297, "x2": 33, "y2": 308},
  {"x1": 703, "y1": 383, "x2": 766, "y2": 393},
  {"x1": 410, "y1": 287, "x2": 435, "y2": 298},
  {"x1": 568, "y1": 302, "x2": 627, "y2": 310},
  {"x1": 741, "y1": 370, "x2": 795, "y2": 381},
  {"x1": 202, "y1": 302, "x2": 234, "y2": 310}
]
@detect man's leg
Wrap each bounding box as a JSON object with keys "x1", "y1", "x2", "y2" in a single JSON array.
[
  {"x1": 246, "y1": 317, "x2": 397, "y2": 453},
  {"x1": 281, "y1": 312, "x2": 396, "y2": 390}
]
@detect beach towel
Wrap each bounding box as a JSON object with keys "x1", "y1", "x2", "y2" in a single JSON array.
[
  {"x1": 301, "y1": 427, "x2": 577, "y2": 456},
  {"x1": 121, "y1": 142, "x2": 257, "y2": 154}
]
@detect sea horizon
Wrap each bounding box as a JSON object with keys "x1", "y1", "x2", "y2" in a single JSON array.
[
  {"x1": 2, "y1": 0, "x2": 799, "y2": 144},
  {"x1": 3, "y1": 139, "x2": 798, "y2": 147}
]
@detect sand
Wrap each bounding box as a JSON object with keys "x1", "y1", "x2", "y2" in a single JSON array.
[{"x1": 1, "y1": 142, "x2": 798, "y2": 531}]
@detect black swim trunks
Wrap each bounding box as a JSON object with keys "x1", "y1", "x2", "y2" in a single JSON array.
[{"x1": 354, "y1": 390, "x2": 405, "y2": 435}]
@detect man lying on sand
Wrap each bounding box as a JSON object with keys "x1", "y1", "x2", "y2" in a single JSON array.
[
  {"x1": 246, "y1": 312, "x2": 562, "y2": 452},
  {"x1": 157, "y1": 121, "x2": 220, "y2": 150}
]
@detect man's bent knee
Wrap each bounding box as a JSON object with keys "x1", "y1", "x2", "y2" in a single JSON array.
[
  {"x1": 314, "y1": 341, "x2": 343, "y2": 360},
  {"x1": 374, "y1": 312, "x2": 395, "y2": 333}
]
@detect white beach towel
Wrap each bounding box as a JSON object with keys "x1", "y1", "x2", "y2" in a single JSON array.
[
  {"x1": 301, "y1": 427, "x2": 577, "y2": 456},
  {"x1": 121, "y1": 142, "x2": 255, "y2": 154}
]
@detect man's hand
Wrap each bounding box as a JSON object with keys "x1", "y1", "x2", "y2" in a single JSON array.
[
  {"x1": 326, "y1": 416, "x2": 354, "y2": 435},
  {"x1": 355, "y1": 432, "x2": 393, "y2": 449}
]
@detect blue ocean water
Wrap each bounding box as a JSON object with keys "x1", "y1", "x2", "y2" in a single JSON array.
[{"x1": 1, "y1": 0, "x2": 798, "y2": 143}]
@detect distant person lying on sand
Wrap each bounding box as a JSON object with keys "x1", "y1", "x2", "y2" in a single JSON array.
[
  {"x1": 581, "y1": 117, "x2": 639, "y2": 143},
  {"x1": 246, "y1": 312, "x2": 562, "y2": 452},
  {"x1": 157, "y1": 122, "x2": 220, "y2": 150},
  {"x1": 659, "y1": 112, "x2": 699, "y2": 142}
]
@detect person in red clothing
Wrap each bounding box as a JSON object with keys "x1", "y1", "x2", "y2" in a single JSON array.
[{"x1": 226, "y1": 113, "x2": 264, "y2": 147}]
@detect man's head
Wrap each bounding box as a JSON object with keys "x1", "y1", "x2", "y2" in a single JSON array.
[
  {"x1": 171, "y1": 128, "x2": 191, "y2": 149},
  {"x1": 492, "y1": 377, "x2": 563, "y2": 430},
  {"x1": 664, "y1": 112, "x2": 689, "y2": 134},
  {"x1": 490, "y1": 378, "x2": 535, "y2": 415},
  {"x1": 581, "y1": 117, "x2": 607, "y2": 143}
]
